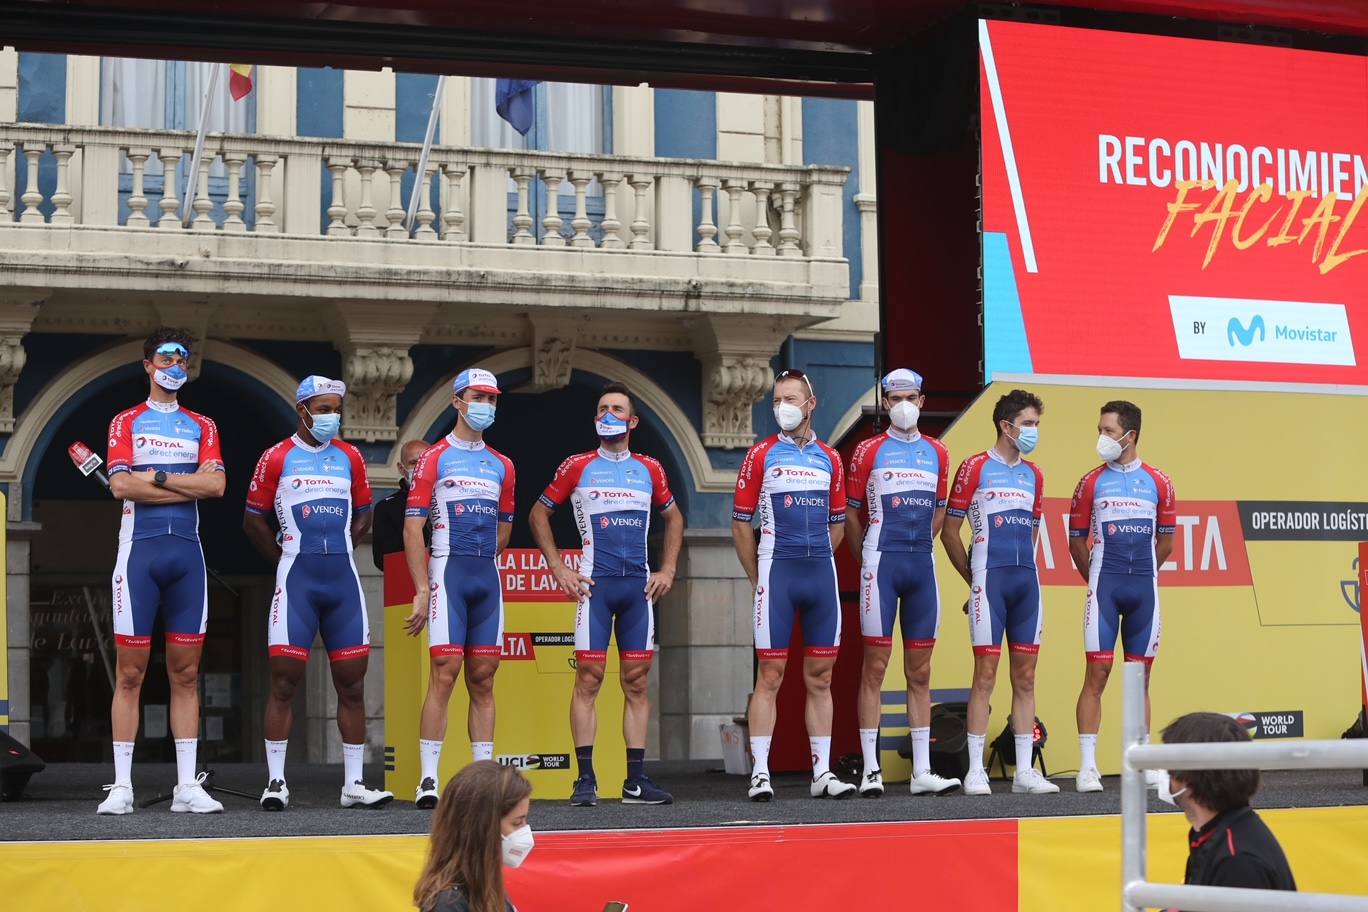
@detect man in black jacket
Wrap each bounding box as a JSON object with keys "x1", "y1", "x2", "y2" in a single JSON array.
[
  {"x1": 372, "y1": 439, "x2": 431, "y2": 572},
  {"x1": 1159, "y1": 712, "x2": 1297, "y2": 895}
]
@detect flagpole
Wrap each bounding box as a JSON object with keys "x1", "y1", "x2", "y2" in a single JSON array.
[
  {"x1": 181, "y1": 63, "x2": 223, "y2": 226},
  {"x1": 405, "y1": 74, "x2": 446, "y2": 233}
]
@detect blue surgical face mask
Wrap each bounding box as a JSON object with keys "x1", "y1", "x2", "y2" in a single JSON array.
[
  {"x1": 308, "y1": 412, "x2": 341, "y2": 443},
  {"x1": 595, "y1": 411, "x2": 629, "y2": 441},
  {"x1": 1014, "y1": 424, "x2": 1039, "y2": 454},
  {"x1": 463, "y1": 401, "x2": 496, "y2": 432},
  {"x1": 153, "y1": 364, "x2": 188, "y2": 391}
]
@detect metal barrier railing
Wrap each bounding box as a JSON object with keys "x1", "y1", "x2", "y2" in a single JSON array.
[{"x1": 1120, "y1": 662, "x2": 1368, "y2": 912}]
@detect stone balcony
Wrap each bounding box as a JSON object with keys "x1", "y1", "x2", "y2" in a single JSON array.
[{"x1": 0, "y1": 123, "x2": 850, "y2": 446}]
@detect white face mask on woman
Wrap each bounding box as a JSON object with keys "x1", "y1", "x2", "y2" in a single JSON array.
[
  {"x1": 1156, "y1": 772, "x2": 1188, "y2": 807},
  {"x1": 501, "y1": 824, "x2": 535, "y2": 868}
]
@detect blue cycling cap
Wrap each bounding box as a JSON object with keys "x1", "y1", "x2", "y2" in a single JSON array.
[
  {"x1": 296, "y1": 375, "x2": 347, "y2": 403},
  {"x1": 881, "y1": 368, "x2": 924, "y2": 393},
  {"x1": 453, "y1": 368, "x2": 500, "y2": 395}
]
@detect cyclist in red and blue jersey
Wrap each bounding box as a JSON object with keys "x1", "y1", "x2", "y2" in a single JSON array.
[
  {"x1": 733, "y1": 368, "x2": 855, "y2": 802},
  {"x1": 1069, "y1": 400, "x2": 1176, "y2": 794},
  {"x1": 244, "y1": 375, "x2": 392, "y2": 811},
  {"x1": 403, "y1": 368, "x2": 516, "y2": 809},
  {"x1": 942, "y1": 388, "x2": 1059, "y2": 797},
  {"x1": 529, "y1": 381, "x2": 683, "y2": 808},
  {"x1": 97, "y1": 329, "x2": 226, "y2": 816},
  {"x1": 845, "y1": 369, "x2": 959, "y2": 798}
]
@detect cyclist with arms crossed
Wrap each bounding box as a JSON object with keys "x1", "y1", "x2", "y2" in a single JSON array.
[{"x1": 98, "y1": 329, "x2": 226, "y2": 815}]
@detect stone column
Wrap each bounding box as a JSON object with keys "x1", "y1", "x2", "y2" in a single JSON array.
[
  {"x1": 6, "y1": 523, "x2": 38, "y2": 745},
  {"x1": 330, "y1": 301, "x2": 437, "y2": 443},
  {"x1": 0, "y1": 292, "x2": 45, "y2": 434},
  {"x1": 693, "y1": 315, "x2": 788, "y2": 450},
  {"x1": 657, "y1": 528, "x2": 755, "y2": 760}
]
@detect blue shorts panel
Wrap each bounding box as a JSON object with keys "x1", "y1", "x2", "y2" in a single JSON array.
[
  {"x1": 269, "y1": 553, "x2": 369, "y2": 662},
  {"x1": 1086, "y1": 572, "x2": 1160, "y2": 664},
  {"x1": 860, "y1": 551, "x2": 940, "y2": 648},
  {"x1": 968, "y1": 565, "x2": 1042, "y2": 656},
  {"x1": 754, "y1": 557, "x2": 841, "y2": 659},
  {"x1": 430, "y1": 555, "x2": 504, "y2": 658},
  {"x1": 576, "y1": 575, "x2": 653, "y2": 662},
  {"x1": 112, "y1": 536, "x2": 207, "y2": 648}
]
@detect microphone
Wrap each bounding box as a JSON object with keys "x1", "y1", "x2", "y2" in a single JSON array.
[{"x1": 68, "y1": 441, "x2": 111, "y2": 490}]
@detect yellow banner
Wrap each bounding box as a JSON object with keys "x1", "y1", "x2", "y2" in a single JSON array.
[
  {"x1": 879, "y1": 382, "x2": 1368, "y2": 775},
  {"x1": 384, "y1": 550, "x2": 625, "y2": 800},
  {"x1": 0, "y1": 491, "x2": 7, "y2": 729}
]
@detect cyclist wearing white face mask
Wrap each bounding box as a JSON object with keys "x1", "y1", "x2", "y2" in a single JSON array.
[
  {"x1": 733, "y1": 369, "x2": 854, "y2": 801},
  {"x1": 844, "y1": 369, "x2": 958, "y2": 797},
  {"x1": 403, "y1": 368, "x2": 517, "y2": 808},
  {"x1": 1069, "y1": 400, "x2": 1175, "y2": 793}
]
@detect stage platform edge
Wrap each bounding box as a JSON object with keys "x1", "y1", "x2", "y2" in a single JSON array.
[{"x1": 3, "y1": 805, "x2": 1366, "y2": 911}]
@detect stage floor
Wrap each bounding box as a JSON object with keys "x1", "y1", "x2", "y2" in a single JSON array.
[{"x1": 4, "y1": 762, "x2": 1366, "y2": 842}]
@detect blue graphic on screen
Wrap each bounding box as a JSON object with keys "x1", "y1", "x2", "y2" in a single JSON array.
[{"x1": 983, "y1": 231, "x2": 1033, "y2": 378}]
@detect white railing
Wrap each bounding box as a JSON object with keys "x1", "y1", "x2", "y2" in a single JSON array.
[
  {"x1": 0, "y1": 124, "x2": 848, "y2": 257},
  {"x1": 1120, "y1": 662, "x2": 1368, "y2": 912}
]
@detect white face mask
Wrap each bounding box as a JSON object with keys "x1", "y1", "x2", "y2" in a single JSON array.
[
  {"x1": 502, "y1": 824, "x2": 534, "y2": 868},
  {"x1": 889, "y1": 401, "x2": 920, "y2": 431},
  {"x1": 1156, "y1": 772, "x2": 1188, "y2": 807},
  {"x1": 774, "y1": 401, "x2": 807, "y2": 433},
  {"x1": 1096, "y1": 430, "x2": 1132, "y2": 463}
]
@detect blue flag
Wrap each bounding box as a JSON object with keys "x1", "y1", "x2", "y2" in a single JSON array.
[{"x1": 495, "y1": 79, "x2": 541, "y2": 136}]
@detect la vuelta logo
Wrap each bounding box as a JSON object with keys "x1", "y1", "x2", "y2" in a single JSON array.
[{"x1": 1035, "y1": 498, "x2": 1253, "y2": 587}]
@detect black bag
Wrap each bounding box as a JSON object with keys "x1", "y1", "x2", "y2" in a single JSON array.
[
  {"x1": 0, "y1": 729, "x2": 45, "y2": 801},
  {"x1": 989, "y1": 716, "x2": 1049, "y2": 778},
  {"x1": 895, "y1": 701, "x2": 971, "y2": 780}
]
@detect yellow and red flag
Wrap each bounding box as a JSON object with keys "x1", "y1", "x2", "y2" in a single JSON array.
[{"x1": 228, "y1": 64, "x2": 253, "y2": 101}]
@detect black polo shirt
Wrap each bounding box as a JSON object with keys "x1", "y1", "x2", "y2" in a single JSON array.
[{"x1": 1184, "y1": 805, "x2": 1297, "y2": 893}]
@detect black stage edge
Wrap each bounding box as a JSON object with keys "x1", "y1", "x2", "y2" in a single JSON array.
[{"x1": 3, "y1": 762, "x2": 1365, "y2": 843}]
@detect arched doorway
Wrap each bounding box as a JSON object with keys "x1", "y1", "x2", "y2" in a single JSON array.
[{"x1": 24, "y1": 356, "x2": 295, "y2": 762}]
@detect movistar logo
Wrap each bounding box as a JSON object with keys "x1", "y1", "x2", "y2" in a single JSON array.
[{"x1": 1227, "y1": 315, "x2": 1266, "y2": 347}]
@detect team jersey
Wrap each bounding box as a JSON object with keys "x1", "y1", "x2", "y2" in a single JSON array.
[
  {"x1": 732, "y1": 433, "x2": 846, "y2": 560},
  {"x1": 246, "y1": 434, "x2": 373, "y2": 556},
  {"x1": 946, "y1": 449, "x2": 1044, "y2": 572},
  {"x1": 107, "y1": 399, "x2": 224, "y2": 543},
  {"x1": 1068, "y1": 459, "x2": 1176, "y2": 576},
  {"x1": 846, "y1": 429, "x2": 949, "y2": 553},
  {"x1": 539, "y1": 447, "x2": 674, "y2": 578},
  {"x1": 407, "y1": 434, "x2": 516, "y2": 559}
]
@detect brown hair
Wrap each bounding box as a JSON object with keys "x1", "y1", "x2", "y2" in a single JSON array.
[
  {"x1": 413, "y1": 762, "x2": 533, "y2": 912},
  {"x1": 1161, "y1": 712, "x2": 1260, "y2": 813},
  {"x1": 142, "y1": 327, "x2": 196, "y2": 362},
  {"x1": 991, "y1": 388, "x2": 1043, "y2": 434},
  {"x1": 1101, "y1": 399, "x2": 1142, "y2": 440}
]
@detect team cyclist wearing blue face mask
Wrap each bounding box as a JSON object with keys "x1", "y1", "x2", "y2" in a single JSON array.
[
  {"x1": 244, "y1": 376, "x2": 392, "y2": 810},
  {"x1": 941, "y1": 389, "x2": 1057, "y2": 797},
  {"x1": 97, "y1": 329, "x2": 227, "y2": 816},
  {"x1": 404, "y1": 368, "x2": 517, "y2": 809}
]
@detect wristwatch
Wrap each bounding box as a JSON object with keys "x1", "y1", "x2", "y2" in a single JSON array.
[{"x1": 153, "y1": 470, "x2": 168, "y2": 488}]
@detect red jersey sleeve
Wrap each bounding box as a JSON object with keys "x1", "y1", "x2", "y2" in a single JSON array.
[
  {"x1": 1147, "y1": 465, "x2": 1177, "y2": 535},
  {"x1": 1029, "y1": 462, "x2": 1045, "y2": 524},
  {"x1": 342, "y1": 443, "x2": 372, "y2": 512},
  {"x1": 845, "y1": 437, "x2": 877, "y2": 510},
  {"x1": 946, "y1": 454, "x2": 985, "y2": 517},
  {"x1": 732, "y1": 439, "x2": 771, "y2": 522},
  {"x1": 821, "y1": 442, "x2": 847, "y2": 524},
  {"x1": 640, "y1": 455, "x2": 676, "y2": 511},
  {"x1": 192, "y1": 412, "x2": 225, "y2": 471},
  {"x1": 245, "y1": 443, "x2": 284, "y2": 514},
  {"x1": 539, "y1": 453, "x2": 589, "y2": 511},
  {"x1": 406, "y1": 443, "x2": 442, "y2": 518},
  {"x1": 1069, "y1": 467, "x2": 1102, "y2": 538},
  {"x1": 495, "y1": 449, "x2": 517, "y2": 523},
  {"x1": 928, "y1": 436, "x2": 950, "y2": 509},
  {"x1": 106, "y1": 407, "x2": 137, "y2": 476}
]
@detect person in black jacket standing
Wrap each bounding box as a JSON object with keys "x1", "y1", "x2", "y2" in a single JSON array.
[
  {"x1": 371, "y1": 439, "x2": 430, "y2": 572},
  {"x1": 1159, "y1": 712, "x2": 1297, "y2": 894}
]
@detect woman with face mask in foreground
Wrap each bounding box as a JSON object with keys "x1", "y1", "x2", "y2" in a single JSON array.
[{"x1": 414, "y1": 761, "x2": 534, "y2": 912}]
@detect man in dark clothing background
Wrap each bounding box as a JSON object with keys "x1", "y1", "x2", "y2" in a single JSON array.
[
  {"x1": 1159, "y1": 712, "x2": 1297, "y2": 898},
  {"x1": 372, "y1": 439, "x2": 431, "y2": 571}
]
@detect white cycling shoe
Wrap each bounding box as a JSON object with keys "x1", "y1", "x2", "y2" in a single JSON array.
[
  {"x1": 340, "y1": 780, "x2": 394, "y2": 809},
  {"x1": 748, "y1": 772, "x2": 774, "y2": 802},
  {"x1": 810, "y1": 771, "x2": 857, "y2": 799},
  {"x1": 963, "y1": 768, "x2": 992, "y2": 796},
  {"x1": 96, "y1": 783, "x2": 135, "y2": 815},
  {"x1": 909, "y1": 771, "x2": 961, "y2": 796},
  {"x1": 858, "y1": 769, "x2": 884, "y2": 798},
  {"x1": 171, "y1": 773, "x2": 225, "y2": 813},
  {"x1": 1012, "y1": 768, "x2": 1061, "y2": 794},
  {"x1": 260, "y1": 779, "x2": 290, "y2": 811},
  {"x1": 1076, "y1": 768, "x2": 1104, "y2": 793}
]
